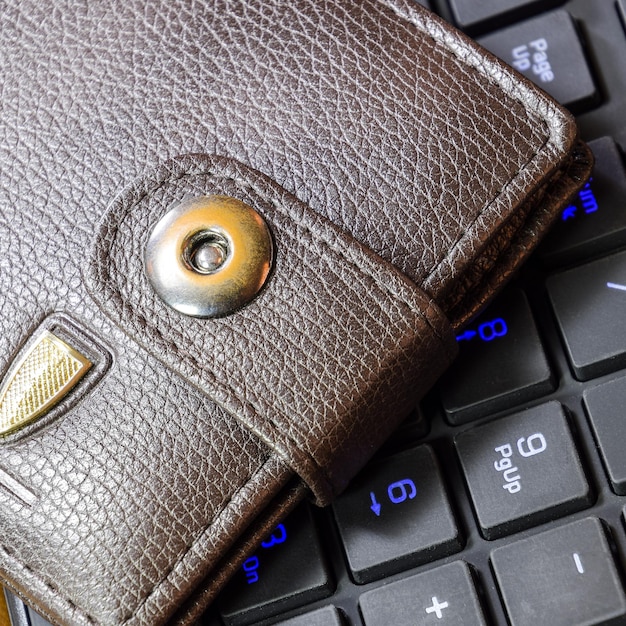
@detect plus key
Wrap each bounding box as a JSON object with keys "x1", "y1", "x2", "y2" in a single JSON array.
[
  {"x1": 425, "y1": 597, "x2": 449, "y2": 619},
  {"x1": 360, "y1": 561, "x2": 488, "y2": 625}
]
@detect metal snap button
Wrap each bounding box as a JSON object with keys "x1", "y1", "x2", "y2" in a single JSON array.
[{"x1": 145, "y1": 195, "x2": 273, "y2": 318}]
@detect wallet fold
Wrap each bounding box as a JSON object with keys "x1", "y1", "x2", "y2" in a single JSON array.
[
  {"x1": 0, "y1": 0, "x2": 592, "y2": 624},
  {"x1": 87, "y1": 153, "x2": 458, "y2": 505}
]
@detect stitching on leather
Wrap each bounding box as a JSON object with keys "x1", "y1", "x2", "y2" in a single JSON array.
[
  {"x1": 85, "y1": 160, "x2": 454, "y2": 621},
  {"x1": 380, "y1": 0, "x2": 555, "y2": 282},
  {"x1": 2, "y1": 555, "x2": 98, "y2": 625},
  {"x1": 444, "y1": 172, "x2": 558, "y2": 319},
  {"x1": 97, "y1": 171, "x2": 335, "y2": 499},
  {"x1": 0, "y1": 458, "x2": 273, "y2": 625},
  {"x1": 213, "y1": 169, "x2": 455, "y2": 354},
  {"x1": 383, "y1": 0, "x2": 549, "y2": 116},
  {"x1": 119, "y1": 461, "x2": 266, "y2": 624},
  {"x1": 427, "y1": 142, "x2": 544, "y2": 278},
  {"x1": 102, "y1": 162, "x2": 451, "y2": 351},
  {"x1": 95, "y1": 168, "x2": 332, "y2": 501},
  {"x1": 96, "y1": 162, "x2": 454, "y2": 491},
  {"x1": 121, "y1": 305, "x2": 328, "y2": 482},
  {"x1": 0, "y1": 547, "x2": 98, "y2": 624}
]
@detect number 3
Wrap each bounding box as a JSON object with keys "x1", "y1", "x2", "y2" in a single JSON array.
[{"x1": 261, "y1": 523, "x2": 287, "y2": 548}]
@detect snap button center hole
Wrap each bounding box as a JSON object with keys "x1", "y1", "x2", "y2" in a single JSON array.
[{"x1": 185, "y1": 231, "x2": 230, "y2": 275}]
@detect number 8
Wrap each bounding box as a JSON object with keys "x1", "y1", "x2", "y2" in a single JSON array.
[{"x1": 478, "y1": 318, "x2": 508, "y2": 341}]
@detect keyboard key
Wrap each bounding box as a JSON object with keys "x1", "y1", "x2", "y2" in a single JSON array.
[
  {"x1": 448, "y1": 0, "x2": 563, "y2": 35},
  {"x1": 547, "y1": 250, "x2": 626, "y2": 380},
  {"x1": 359, "y1": 561, "x2": 487, "y2": 625},
  {"x1": 25, "y1": 609, "x2": 51, "y2": 626},
  {"x1": 440, "y1": 289, "x2": 553, "y2": 425},
  {"x1": 491, "y1": 517, "x2": 626, "y2": 626},
  {"x1": 478, "y1": 10, "x2": 598, "y2": 112},
  {"x1": 332, "y1": 445, "x2": 461, "y2": 584},
  {"x1": 541, "y1": 138, "x2": 626, "y2": 266},
  {"x1": 583, "y1": 376, "x2": 626, "y2": 495},
  {"x1": 219, "y1": 505, "x2": 333, "y2": 625},
  {"x1": 274, "y1": 606, "x2": 343, "y2": 626},
  {"x1": 455, "y1": 402, "x2": 591, "y2": 539},
  {"x1": 2, "y1": 591, "x2": 37, "y2": 626}
]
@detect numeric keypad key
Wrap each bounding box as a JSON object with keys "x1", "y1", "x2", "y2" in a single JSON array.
[
  {"x1": 274, "y1": 606, "x2": 343, "y2": 626},
  {"x1": 478, "y1": 10, "x2": 597, "y2": 112},
  {"x1": 548, "y1": 250, "x2": 626, "y2": 380},
  {"x1": 219, "y1": 506, "x2": 332, "y2": 625},
  {"x1": 584, "y1": 376, "x2": 626, "y2": 494},
  {"x1": 448, "y1": 0, "x2": 562, "y2": 34},
  {"x1": 333, "y1": 446, "x2": 461, "y2": 583},
  {"x1": 541, "y1": 138, "x2": 626, "y2": 266},
  {"x1": 360, "y1": 561, "x2": 487, "y2": 625},
  {"x1": 492, "y1": 518, "x2": 626, "y2": 625},
  {"x1": 440, "y1": 289, "x2": 553, "y2": 424},
  {"x1": 455, "y1": 402, "x2": 591, "y2": 539}
]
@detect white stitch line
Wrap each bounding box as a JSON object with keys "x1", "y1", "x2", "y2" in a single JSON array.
[
  {"x1": 92, "y1": 163, "x2": 458, "y2": 619},
  {"x1": 380, "y1": 0, "x2": 564, "y2": 289},
  {"x1": 0, "y1": 466, "x2": 37, "y2": 506},
  {"x1": 0, "y1": 459, "x2": 274, "y2": 626}
]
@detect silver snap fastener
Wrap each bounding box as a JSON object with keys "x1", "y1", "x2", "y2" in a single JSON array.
[
  {"x1": 145, "y1": 195, "x2": 273, "y2": 318},
  {"x1": 184, "y1": 231, "x2": 230, "y2": 274}
]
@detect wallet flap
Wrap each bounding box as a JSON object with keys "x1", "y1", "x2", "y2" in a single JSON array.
[
  {"x1": 87, "y1": 154, "x2": 457, "y2": 504},
  {"x1": 0, "y1": 0, "x2": 593, "y2": 623}
]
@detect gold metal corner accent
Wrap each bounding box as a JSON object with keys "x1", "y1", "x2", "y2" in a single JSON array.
[
  {"x1": 0, "y1": 331, "x2": 92, "y2": 437},
  {"x1": 0, "y1": 587, "x2": 11, "y2": 626}
]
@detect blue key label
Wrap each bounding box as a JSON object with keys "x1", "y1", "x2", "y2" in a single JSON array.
[
  {"x1": 456, "y1": 318, "x2": 508, "y2": 343},
  {"x1": 369, "y1": 478, "x2": 417, "y2": 516},
  {"x1": 261, "y1": 524, "x2": 287, "y2": 548},
  {"x1": 561, "y1": 179, "x2": 598, "y2": 221},
  {"x1": 388, "y1": 478, "x2": 417, "y2": 504},
  {"x1": 242, "y1": 523, "x2": 288, "y2": 584}
]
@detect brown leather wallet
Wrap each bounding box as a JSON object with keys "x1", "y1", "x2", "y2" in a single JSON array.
[{"x1": 0, "y1": 1, "x2": 591, "y2": 624}]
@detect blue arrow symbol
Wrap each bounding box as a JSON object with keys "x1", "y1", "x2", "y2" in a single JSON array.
[
  {"x1": 561, "y1": 205, "x2": 577, "y2": 221},
  {"x1": 370, "y1": 492, "x2": 381, "y2": 516},
  {"x1": 456, "y1": 330, "x2": 477, "y2": 342}
]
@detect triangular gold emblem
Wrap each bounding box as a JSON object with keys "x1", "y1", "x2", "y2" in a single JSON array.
[{"x1": 0, "y1": 331, "x2": 92, "y2": 437}]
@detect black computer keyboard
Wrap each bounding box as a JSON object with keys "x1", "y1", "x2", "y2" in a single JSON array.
[{"x1": 5, "y1": 1, "x2": 626, "y2": 625}]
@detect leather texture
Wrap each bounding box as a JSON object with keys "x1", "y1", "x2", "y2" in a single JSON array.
[
  {"x1": 88, "y1": 153, "x2": 457, "y2": 505},
  {"x1": 0, "y1": 0, "x2": 591, "y2": 624}
]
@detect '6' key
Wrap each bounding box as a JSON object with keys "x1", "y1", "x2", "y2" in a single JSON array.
[{"x1": 333, "y1": 445, "x2": 461, "y2": 583}]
